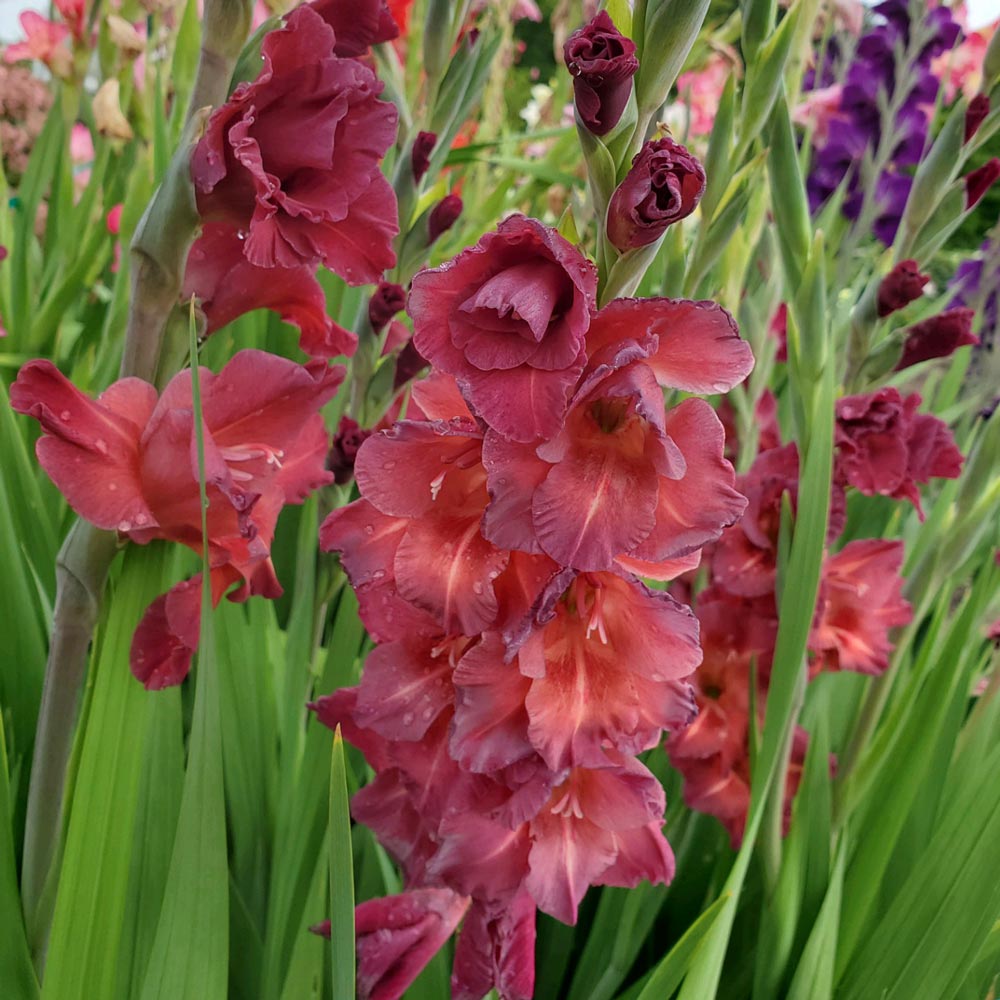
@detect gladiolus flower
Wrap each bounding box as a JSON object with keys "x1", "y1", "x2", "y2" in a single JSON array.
[
  {"x1": 313, "y1": 890, "x2": 470, "y2": 1000},
  {"x1": 965, "y1": 94, "x2": 990, "y2": 143},
  {"x1": 563, "y1": 11, "x2": 639, "y2": 136},
  {"x1": 607, "y1": 137, "x2": 706, "y2": 251},
  {"x1": 835, "y1": 387, "x2": 963, "y2": 516},
  {"x1": 183, "y1": 223, "x2": 357, "y2": 358},
  {"x1": 895, "y1": 307, "x2": 978, "y2": 370},
  {"x1": 308, "y1": 0, "x2": 399, "y2": 57},
  {"x1": 811, "y1": 539, "x2": 912, "y2": 675},
  {"x1": 328, "y1": 415, "x2": 372, "y2": 484},
  {"x1": 191, "y1": 5, "x2": 399, "y2": 280},
  {"x1": 452, "y1": 894, "x2": 535, "y2": 1000},
  {"x1": 965, "y1": 157, "x2": 1000, "y2": 209},
  {"x1": 4, "y1": 12, "x2": 72, "y2": 78},
  {"x1": 409, "y1": 215, "x2": 597, "y2": 442},
  {"x1": 11, "y1": 351, "x2": 343, "y2": 687},
  {"x1": 877, "y1": 259, "x2": 929, "y2": 316}
]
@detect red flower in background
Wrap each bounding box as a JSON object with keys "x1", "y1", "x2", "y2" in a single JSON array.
[
  {"x1": 11, "y1": 351, "x2": 343, "y2": 687},
  {"x1": 876, "y1": 259, "x2": 929, "y2": 317},
  {"x1": 409, "y1": 216, "x2": 597, "y2": 442},
  {"x1": 835, "y1": 388, "x2": 963, "y2": 516},
  {"x1": 811, "y1": 540, "x2": 913, "y2": 675},
  {"x1": 309, "y1": 0, "x2": 399, "y2": 57},
  {"x1": 183, "y1": 223, "x2": 357, "y2": 358},
  {"x1": 895, "y1": 307, "x2": 978, "y2": 370},
  {"x1": 191, "y1": 5, "x2": 398, "y2": 280}
]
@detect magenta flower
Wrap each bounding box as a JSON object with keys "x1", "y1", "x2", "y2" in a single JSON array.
[
  {"x1": 191, "y1": 5, "x2": 398, "y2": 280},
  {"x1": 409, "y1": 215, "x2": 598, "y2": 442},
  {"x1": 563, "y1": 11, "x2": 639, "y2": 136}
]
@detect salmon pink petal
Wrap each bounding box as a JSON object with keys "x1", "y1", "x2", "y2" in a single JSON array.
[
  {"x1": 276, "y1": 414, "x2": 336, "y2": 504},
  {"x1": 355, "y1": 420, "x2": 483, "y2": 518},
  {"x1": 482, "y1": 432, "x2": 548, "y2": 553},
  {"x1": 354, "y1": 638, "x2": 455, "y2": 741},
  {"x1": 586, "y1": 298, "x2": 753, "y2": 393},
  {"x1": 633, "y1": 399, "x2": 746, "y2": 561},
  {"x1": 614, "y1": 549, "x2": 701, "y2": 581},
  {"x1": 525, "y1": 811, "x2": 616, "y2": 924},
  {"x1": 451, "y1": 635, "x2": 534, "y2": 772},
  {"x1": 11, "y1": 361, "x2": 158, "y2": 532},
  {"x1": 596, "y1": 822, "x2": 675, "y2": 889},
  {"x1": 130, "y1": 577, "x2": 202, "y2": 689},
  {"x1": 395, "y1": 516, "x2": 509, "y2": 636},
  {"x1": 452, "y1": 894, "x2": 536, "y2": 1000},
  {"x1": 408, "y1": 373, "x2": 474, "y2": 422},
  {"x1": 429, "y1": 812, "x2": 531, "y2": 900},
  {"x1": 576, "y1": 758, "x2": 666, "y2": 829},
  {"x1": 320, "y1": 499, "x2": 406, "y2": 590}
]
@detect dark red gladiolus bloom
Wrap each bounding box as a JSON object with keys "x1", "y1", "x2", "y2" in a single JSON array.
[
  {"x1": 308, "y1": 0, "x2": 399, "y2": 57},
  {"x1": 895, "y1": 306, "x2": 978, "y2": 370},
  {"x1": 411, "y1": 130, "x2": 436, "y2": 182},
  {"x1": 965, "y1": 157, "x2": 1000, "y2": 209},
  {"x1": 876, "y1": 258, "x2": 929, "y2": 317},
  {"x1": 11, "y1": 351, "x2": 343, "y2": 687},
  {"x1": 369, "y1": 279, "x2": 407, "y2": 333},
  {"x1": 183, "y1": 223, "x2": 357, "y2": 358},
  {"x1": 191, "y1": 5, "x2": 398, "y2": 281},
  {"x1": 563, "y1": 10, "x2": 639, "y2": 136},
  {"x1": 607, "y1": 137, "x2": 706, "y2": 251},
  {"x1": 452, "y1": 894, "x2": 535, "y2": 1000},
  {"x1": 965, "y1": 93, "x2": 990, "y2": 143},
  {"x1": 835, "y1": 387, "x2": 963, "y2": 516},
  {"x1": 409, "y1": 215, "x2": 597, "y2": 442},
  {"x1": 428, "y1": 193, "x2": 463, "y2": 244},
  {"x1": 392, "y1": 339, "x2": 429, "y2": 389},
  {"x1": 811, "y1": 540, "x2": 912, "y2": 675}
]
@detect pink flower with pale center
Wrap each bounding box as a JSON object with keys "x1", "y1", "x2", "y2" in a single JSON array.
[{"x1": 4, "y1": 12, "x2": 72, "y2": 77}]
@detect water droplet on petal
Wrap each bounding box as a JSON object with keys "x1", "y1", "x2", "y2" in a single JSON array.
[
  {"x1": 472, "y1": 581, "x2": 484, "y2": 595},
  {"x1": 118, "y1": 520, "x2": 131, "y2": 532},
  {"x1": 421, "y1": 706, "x2": 435, "y2": 721},
  {"x1": 364, "y1": 524, "x2": 375, "y2": 535},
  {"x1": 135, "y1": 513, "x2": 148, "y2": 525},
  {"x1": 60, "y1": 409, "x2": 71, "y2": 421},
  {"x1": 94, "y1": 438, "x2": 108, "y2": 455},
  {"x1": 402, "y1": 711, "x2": 415, "y2": 726},
  {"x1": 108, "y1": 483, "x2": 118, "y2": 491}
]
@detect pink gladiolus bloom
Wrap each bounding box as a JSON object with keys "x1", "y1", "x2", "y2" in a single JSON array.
[
  {"x1": 811, "y1": 539, "x2": 913, "y2": 675},
  {"x1": 792, "y1": 85, "x2": 844, "y2": 143},
  {"x1": 11, "y1": 351, "x2": 342, "y2": 687},
  {"x1": 835, "y1": 388, "x2": 964, "y2": 517},
  {"x1": 54, "y1": 0, "x2": 87, "y2": 42},
  {"x1": 675, "y1": 56, "x2": 732, "y2": 137},
  {"x1": 483, "y1": 340, "x2": 747, "y2": 573},
  {"x1": 409, "y1": 215, "x2": 597, "y2": 443},
  {"x1": 452, "y1": 893, "x2": 535, "y2": 1000},
  {"x1": 183, "y1": 223, "x2": 357, "y2": 358},
  {"x1": 4, "y1": 12, "x2": 72, "y2": 77},
  {"x1": 191, "y1": 5, "x2": 398, "y2": 280}
]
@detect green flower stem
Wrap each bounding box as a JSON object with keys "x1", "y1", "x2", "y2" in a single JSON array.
[{"x1": 20, "y1": 2, "x2": 251, "y2": 964}]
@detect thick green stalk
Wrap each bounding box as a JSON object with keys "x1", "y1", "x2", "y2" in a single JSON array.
[{"x1": 20, "y1": 1, "x2": 251, "y2": 963}]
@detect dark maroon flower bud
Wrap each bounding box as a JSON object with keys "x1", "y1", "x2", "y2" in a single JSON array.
[
  {"x1": 895, "y1": 307, "x2": 978, "y2": 371},
  {"x1": 877, "y1": 259, "x2": 930, "y2": 317},
  {"x1": 392, "y1": 338, "x2": 428, "y2": 390},
  {"x1": 428, "y1": 194, "x2": 463, "y2": 244},
  {"x1": 563, "y1": 11, "x2": 638, "y2": 136},
  {"x1": 368, "y1": 279, "x2": 406, "y2": 333},
  {"x1": 607, "y1": 137, "x2": 706, "y2": 251},
  {"x1": 329, "y1": 415, "x2": 373, "y2": 484},
  {"x1": 411, "y1": 130, "x2": 437, "y2": 182},
  {"x1": 965, "y1": 94, "x2": 990, "y2": 143},
  {"x1": 0, "y1": 245, "x2": 7, "y2": 262},
  {"x1": 965, "y1": 157, "x2": 1000, "y2": 208}
]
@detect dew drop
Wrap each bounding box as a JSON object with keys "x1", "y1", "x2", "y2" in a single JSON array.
[
  {"x1": 135, "y1": 513, "x2": 148, "y2": 525},
  {"x1": 59, "y1": 409, "x2": 71, "y2": 421},
  {"x1": 364, "y1": 524, "x2": 375, "y2": 536},
  {"x1": 108, "y1": 483, "x2": 118, "y2": 492},
  {"x1": 372, "y1": 569, "x2": 386, "y2": 580},
  {"x1": 402, "y1": 711, "x2": 415, "y2": 726},
  {"x1": 471, "y1": 581, "x2": 484, "y2": 595},
  {"x1": 118, "y1": 520, "x2": 131, "y2": 532},
  {"x1": 421, "y1": 706, "x2": 435, "y2": 721},
  {"x1": 94, "y1": 438, "x2": 108, "y2": 455},
  {"x1": 382, "y1": 461, "x2": 396, "y2": 471}
]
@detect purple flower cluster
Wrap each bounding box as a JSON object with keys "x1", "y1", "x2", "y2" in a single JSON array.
[
  {"x1": 807, "y1": 0, "x2": 961, "y2": 244},
  {"x1": 950, "y1": 238, "x2": 1000, "y2": 355}
]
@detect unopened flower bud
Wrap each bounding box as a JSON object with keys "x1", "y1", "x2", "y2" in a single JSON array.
[
  {"x1": 411, "y1": 130, "x2": 436, "y2": 183},
  {"x1": 93, "y1": 79, "x2": 134, "y2": 141},
  {"x1": 895, "y1": 307, "x2": 978, "y2": 371},
  {"x1": 877, "y1": 259, "x2": 929, "y2": 317},
  {"x1": 563, "y1": 11, "x2": 638, "y2": 136},
  {"x1": 329, "y1": 415, "x2": 372, "y2": 484},
  {"x1": 107, "y1": 15, "x2": 145, "y2": 59},
  {"x1": 368, "y1": 280, "x2": 406, "y2": 333},
  {"x1": 428, "y1": 194, "x2": 462, "y2": 244},
  {"x1": 607, "y1": 136, "x2": 705, "y2": 251},
  {"x1": 965, "y1": 157, "x2": 1000, "y2": 209},
  {"x1": 965, "y1": 94, "x2": 990, "y2": 144}
]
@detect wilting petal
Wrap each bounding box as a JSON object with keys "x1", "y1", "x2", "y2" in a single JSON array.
[
  {"x1": 352, "y1": 889, "x2": 469, "y2": 1000},
  {"x1": 586, "y1": 298, "x2": 753, "y2": 393},
  {"x1": 452, "y1": 893, "x2": 536, "y2": 1000},
  {"x1": 130, "y1": 576, "x2": 203, "y2": 689}
]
